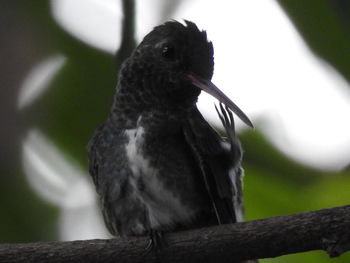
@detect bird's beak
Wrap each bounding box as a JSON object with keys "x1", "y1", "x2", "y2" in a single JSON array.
[{"x1": 187, "y1": 74, "x2": 254, "y2": 128}]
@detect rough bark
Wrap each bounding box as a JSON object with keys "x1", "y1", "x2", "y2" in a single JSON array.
[{"x1": 1, "y1": 205, "x2": 349, "y2": 263}]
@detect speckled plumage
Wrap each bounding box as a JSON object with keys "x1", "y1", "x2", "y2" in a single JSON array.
[{"x1": 88, "y1": 21, "x2": 247, "y2": 238}]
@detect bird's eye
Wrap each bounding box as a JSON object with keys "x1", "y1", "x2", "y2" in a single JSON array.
[{"x1": 161, "y1": 44, "x2": 175, "y2": 60}]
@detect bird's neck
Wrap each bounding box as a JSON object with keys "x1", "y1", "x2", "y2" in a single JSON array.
[
  {"x1": 108, "y1": 84, "x2": 193, "y2": 133},
  {"x1": 107, "y1": 59, "x2": 198, "y2": 131}
]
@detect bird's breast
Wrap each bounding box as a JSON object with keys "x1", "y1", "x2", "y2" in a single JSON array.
[{"x1": 123, "y1": 124, "x2": 197, "y2": 230}]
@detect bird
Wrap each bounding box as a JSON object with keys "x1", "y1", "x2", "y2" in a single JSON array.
[{"x1": 88, "y1": 20, "x2": 253, "y2": 246}]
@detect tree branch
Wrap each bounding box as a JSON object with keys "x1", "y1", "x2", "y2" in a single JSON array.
[
  {"x1": 1, "y1": 205, "x2": 349, "y2": 263},
  {"x1": 115, "y1": 0, "x2": 136, "y2": 68}
]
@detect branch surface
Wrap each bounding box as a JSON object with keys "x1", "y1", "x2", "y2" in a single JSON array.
[{"x1": 1, "y1": 205, "x2": 350, "y2": 263}]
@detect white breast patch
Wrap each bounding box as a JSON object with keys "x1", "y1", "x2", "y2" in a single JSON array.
[
  {"x1": 124, "y1": 124, "x2": 195, "y2": 229},
  {"x1": 124, "y1": 126, "x2": 154, "y2": 177}
]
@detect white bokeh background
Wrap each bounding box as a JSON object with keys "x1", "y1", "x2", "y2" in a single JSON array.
[{"x1": 19, "y1": 0, "x2": 350, "y2": 241}]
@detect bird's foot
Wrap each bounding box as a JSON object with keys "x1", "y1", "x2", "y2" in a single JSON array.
[
  {"x1": 145, "y1": 230, "x2": 164, "y2": 252},
  {"x1": 141, "y1": 230, "x2": 166, "y2": 258}
]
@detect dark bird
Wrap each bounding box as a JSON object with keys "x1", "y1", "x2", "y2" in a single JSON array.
[{"x1": 88, "y1": 20, "x2": 253, "y2": 245}]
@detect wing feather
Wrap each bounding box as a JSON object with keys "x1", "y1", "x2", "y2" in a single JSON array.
[{"x1": 183, "y1": 105, "x2": 244, "y2": 223}]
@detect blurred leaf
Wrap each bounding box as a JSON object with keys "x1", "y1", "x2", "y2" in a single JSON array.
[
  {"x1": 0, "y1": 168, "x2": 58, "y2": 242},
  {"x1": 25, "y1": 50, "x2": 115, "y2": 167},
  {"x1": 241, "y1": 130, "x2": 350, "y2": 262},
  {"x1": 263, "y1": 250, "x2": 350, "y2": 263},
  {"x1": 277, "y1": 0, "x2": 350, "y2": 84}
]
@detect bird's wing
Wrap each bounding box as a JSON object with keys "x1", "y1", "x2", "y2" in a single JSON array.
[
  {"x1": 87, "y1": 123, "x2": 105, "y2": 189},
  {"x1": 183, "y1": 105, "x2": 244, "y2": 224},
  {"x1": 88, "y1": 124, "x2": 131, "y2": 236}
]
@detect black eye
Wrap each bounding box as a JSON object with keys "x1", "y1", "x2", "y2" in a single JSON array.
[{"x1": 162, "y1": 44, "x2": 175, "y2": 60}]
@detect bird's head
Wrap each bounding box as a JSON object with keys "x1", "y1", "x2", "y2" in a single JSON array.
[{"x1": 119, "y1": 20, "x2": 252, "y2": 127}]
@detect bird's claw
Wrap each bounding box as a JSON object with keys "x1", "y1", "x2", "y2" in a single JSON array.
[{"x1": 142, "y1": 230, "x2": 165, "y2": 257}]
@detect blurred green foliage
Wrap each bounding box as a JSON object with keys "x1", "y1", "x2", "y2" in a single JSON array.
[
  {"x1": 1, "y1": 0, "x2": 349, "y2": 262},
  {"x1": 278, "y1": 0, "x2": 350, "y2": 83}
]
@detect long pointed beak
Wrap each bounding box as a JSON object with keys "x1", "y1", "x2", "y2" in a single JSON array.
[{"x1": 187, "y1": 74, "x2": 254, "y2": 128}]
